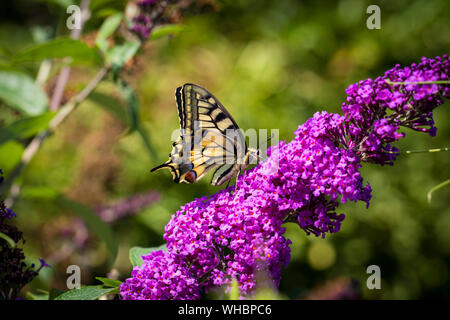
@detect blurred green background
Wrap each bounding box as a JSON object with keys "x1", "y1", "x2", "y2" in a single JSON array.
[{"x1": 0, "y1": 0, "x2": 449, "y2": 299}]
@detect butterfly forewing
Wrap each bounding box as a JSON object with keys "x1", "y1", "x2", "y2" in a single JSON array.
[{"x1": 151, "y1": 83, "x2": 248, "y2": 185}]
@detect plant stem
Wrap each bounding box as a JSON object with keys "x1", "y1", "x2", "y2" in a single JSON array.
[
  {"x1": 36, "y1": 60, "x2": 52, "y2": 87},
  {"x1": 49, "y1": 0, "x2": 91, "y2": 110},
  {"x1": 386, "y1": 80, "x2": 450, "y2": 85},
  {"x1": 386, "y1": 147, "x2": 449, "y2": 154},
  {"x1": 0, "y1": 231, "x2": 16, "y2": 249},
  {"x1": 1, "y1": 66, "x2": 110, "y2": 202},
  {"x1": 427, "y1": 179, "x2": 450, "y2": 204}
]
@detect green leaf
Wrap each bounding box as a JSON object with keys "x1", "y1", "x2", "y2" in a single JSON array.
[
  {"x1": 26, "y1": 291, "x2": 50, "y2": 300},
  {"x1": 137, "y1": 125, "x2": 157, "y2": 159},
  {"x1": 91, "y1": 85, "x2": 155, "y2": 158},
  {"x1": 95, "y1": 277, "x2": 122, "y2": 288},
  {"x1": 56, "y1": 196, "x2": 118, "y2": 266},
  {"x1": 0, "y1": 111, "x2": 55, "y2": 145},
  {"x1": 21, "y1": 186, "x2": 60, "y2": 199},
  {"x1": 107, "y1": 41, "x2": 140, "y2": 72},
  {"x1": 0, "y1": 141, "x2": 25, "y2": 173},
  {"x1": 96, "y1": 13, "x2": 123, "y2": 52},
  {"x1": 14, "y1": 38, "x2": 102, "y2": 66},
  {"x1": 88, "y1": 91, "x2": 129, "y2": 125},
  {"x1": 0, "y1": 71, "x2": 48, "y2": 115},
  {"x1": 49, "y1": 288, "x2": 65, "y2": 300},
  {"x1": 129, "y1": 244, "x2": 167, "y2": 267},
  {"x1": 115, "y1": 80, "x2": 139, "y2": 131},
  {"x1": 149, "y1": 24, "x2": 185, "y2": 41},
  {"x1": 114, "y1": 79, "x2": 156, "y2": 157},
  {"x1": 54, "y1": 285, "x2": 116, "y2": 300},
  {"x1": 0, "y1": 231, "x2": 16, "y2": 248}
]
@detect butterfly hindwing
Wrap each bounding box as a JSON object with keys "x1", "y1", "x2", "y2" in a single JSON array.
[
  {"x1": 211, "y1": 163, "x2": 239, "y2": 186},
  {"x1": 151, "y1": 83, "x2": 248, "y2": 185}
]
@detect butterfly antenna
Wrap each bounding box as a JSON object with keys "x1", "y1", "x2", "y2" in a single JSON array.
[{"x1": 150, "y1": 161, "x2": 170, "y2": 172}]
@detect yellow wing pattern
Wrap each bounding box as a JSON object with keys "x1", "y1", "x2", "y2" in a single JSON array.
[{"x1": 151, "y1": 83, "x2": 247, "y2": 185}]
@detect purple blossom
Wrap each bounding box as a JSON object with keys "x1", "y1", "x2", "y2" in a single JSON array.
[
  {"x1": 121, "y1": 55, "x2": 450, "y2": 299},
  {"x1": 120, "y1": 250, "x2": 200, "y2": 300},
  {"x1": 1, "y1": 208, "x2": 17, "y2": 220},
  {"x1": 38, "y1": 258, "x2": 50, "y2": 270},
  {"x1": 1, "y1": 169, "x2": 47, "y2": 299},
  {"x1": 130, "y1": 18, "x2": 152, "y2": 40},
  {"x1": 342, "y1": 55, "x2": 449, "y2": 165},
  {"x1": 130, "y1": 0, "x2": 160, "y2": 40},
  {"x1": 95, "y1": 191, "x2": 160, "y2": 223}
]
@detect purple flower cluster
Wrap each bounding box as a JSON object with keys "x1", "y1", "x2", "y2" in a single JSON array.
[
  {"x1": 130, "y1": 0, "x2": 158, "y2": 40},
  {"x1": 120, "y1": 56, "x2": 449, "y2": 299},
  {"x1": 120, "y1": 184, "x2": 292, "y2": 299},
  {"x1": 1, "y1": 205, "x2": 16, "y2": 220},
  {"x1": 95, "y1": 191, "x2": 160, "y2": 222},
  {"x1": 120, "y1": 250, "x2": 199, "y2": 300},
  {"x1": 1, "y1": 170, "x2": 49, "y2": 299},
  {"x1": 342, "y1": 55, "x2": 450, "y2": 165}
]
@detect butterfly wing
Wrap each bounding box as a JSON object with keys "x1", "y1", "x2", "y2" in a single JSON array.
[
  {"x1": 151, "y1": 83, "x2": 247, "y2": 185},
  {"x1": 211, "y1": 163, "x2": 240, "y2": 186}
]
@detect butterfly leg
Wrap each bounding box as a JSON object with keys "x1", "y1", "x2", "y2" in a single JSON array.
[{"x1": 234, "y1": 169, "x2": 241, "y2": 193}]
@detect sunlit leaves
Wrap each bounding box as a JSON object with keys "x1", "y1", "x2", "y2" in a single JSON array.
[
  {"x1": 107, "y1": 41, "x2": 140, "y2": 73},
  {"x1": 53, "y1": 277, "x2": 121, "y2": 300},
  {"x1": 13, "y1": 38, "x2": 102, "y2": 66},
  {"x1": 0, "y1": 112, "x2": 55, "y2": 145},
  {"x1": 88, "y1": 91, "x2": 129, "y2": 125},
  {"x1": 54, "y1": 285, "x2": 117, "y2": 300},
  {"x1": 115, "y1": 79, "x2": 139, "y2": 131},
  {"x1": 0, "y1": 141, "x2": 25, "y2": 173},
  {"x1": 95, "y1": 277, "x2": 122, "y2": 288},
  {"x1": 149, "y1": 24, "x2": 185, "y2": 41},
  {"x1": 115, "y1": 79, "x2": 157, "y2": 158},
  {"x1": 96, "y1": 13, "x2": 124, "y2": 52},
  {"x1": 0, "y1": 71, "x2": 48, "y2": 115}
]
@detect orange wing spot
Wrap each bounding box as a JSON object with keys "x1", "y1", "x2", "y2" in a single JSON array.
[{"x1": 185, "y1": 171, "x2": 197, "y2": 183}]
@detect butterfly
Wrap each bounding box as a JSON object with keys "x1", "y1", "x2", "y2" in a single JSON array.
[{"x1": 151, "y1": 83, "x2": 259, "y2": 186}]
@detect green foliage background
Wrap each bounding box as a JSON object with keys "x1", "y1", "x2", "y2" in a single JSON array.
[{"x1": 0, "y1": 0, "x2": 449, "y2": 299}]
